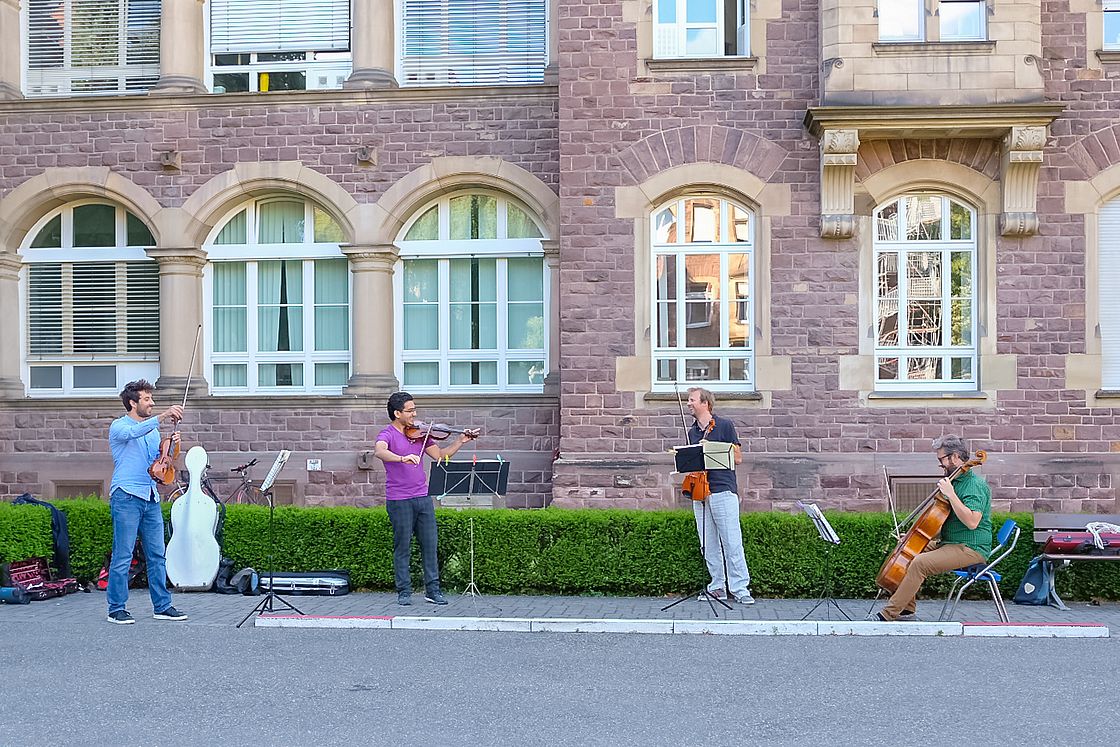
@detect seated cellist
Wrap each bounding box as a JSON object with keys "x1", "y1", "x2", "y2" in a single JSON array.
[{"x1": 878, "y1": 435, "x2": 993, "y2": 621}]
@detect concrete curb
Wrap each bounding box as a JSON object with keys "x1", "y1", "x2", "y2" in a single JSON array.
[{"x1": 255, "y1": 614, "x2": 1110, "y2": 638}]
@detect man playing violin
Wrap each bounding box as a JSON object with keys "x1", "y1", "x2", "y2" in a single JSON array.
[
  {"x1": 105, "y1": 380, "x2": 188, "y2": 624},
  {"x1": 686, "y1": 387, "x2": 754, "y2": 605},
  {"x1": 878, "y1": 435, "x2": 992, "y2": 621},
  {"x1": 374, "y1": 391, "x2": 479, "y2": 606}
]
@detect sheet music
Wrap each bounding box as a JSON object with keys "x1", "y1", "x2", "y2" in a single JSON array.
[
  {"x1": 797, "y1": 501, "x2": 840, "y2": 544},
  {"x1": 260, "y1": 450, "x2": 291, "y2": 492}
]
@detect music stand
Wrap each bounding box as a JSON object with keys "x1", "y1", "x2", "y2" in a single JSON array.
[
  {"x1": 661, "y1": 444, "x2": 734, "y2": 615},
  {"x1": 237, "y1": 450, "x2": 303, "y2": 627},
  {"x1": 429, "y1": 457, "x2": 510, "y2": 597},
  {"x1": 797, "y1": 501, "x2": 851, "y2": 621}
]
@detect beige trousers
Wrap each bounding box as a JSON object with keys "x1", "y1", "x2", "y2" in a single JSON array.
[{"x1": 880, "y1": 543, "x2": 986, "y2": 620}]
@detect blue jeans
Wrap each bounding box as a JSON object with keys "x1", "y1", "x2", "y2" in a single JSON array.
[
  {"x1": 107, "y1": 488, "x2": 173, "y2": 614},
  {"x1": 693, "y1": 490, "x2": 751, "y2": 599},
  {"x1": 385, "y1": 496, "x2": 440, "y2": 595}
]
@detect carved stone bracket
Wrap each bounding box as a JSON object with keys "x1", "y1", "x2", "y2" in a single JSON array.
[
  {"x1": 819, "y1": 128, "x2": 860, "y2": 239},
  {"x1": 1000, "y1": 125, "x2": 1046, "y2": 237}
]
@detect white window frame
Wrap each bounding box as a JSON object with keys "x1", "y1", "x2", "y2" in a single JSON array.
[
  {"x1": 1105, "y1": 0, "x2": 1120, "y2": 51},
  {"x1": 1100, "y1": 196, "x2": 1120, "y2": 389},
  {"x1": 878, "y1": 0, "x2": 926, "y2": 43},
  {"x1": 650, "y1": 196, "x2": 755, "y2": 393},
  {"x1": 202, "y1": 198, "x2": 352, "y2": 396},
  {"x1": 653, "y1": 0, "x2": 749, "y2": 59},
  {"x1": 397, "y1": 0, "x2": 549, "y2": 87},
  {"x1": 873, "y1": 194, "x2": 978, "y2": 392},
  {"x1": 204, "y1": 0, "x2": 352, "y2": 93},
  {"x1": 21, "y1": 0, "x2": 162, "y2": 98},
  {"x1": 394, "y1": 191, "x2": 549, "y2": 394},
  {"x1": 19, "y1": 200, "x2": 160, "y2": 397},
  {"x1": 938, "y1": 0, "x2": 986, "y2": 42}
]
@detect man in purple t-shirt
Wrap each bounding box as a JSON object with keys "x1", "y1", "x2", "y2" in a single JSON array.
[{"x1": 374, "y1": 391, "x2": 478, "y2": 606}]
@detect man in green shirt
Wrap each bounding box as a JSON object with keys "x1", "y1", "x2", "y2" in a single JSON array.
[{"x1": 878, "y1": 435, "x2": 992, "y2": 621}]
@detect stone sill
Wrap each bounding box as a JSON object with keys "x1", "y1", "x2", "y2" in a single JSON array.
[
  {"x1": 644, "y1": 57, "x2": 758, "y2": 73},
  {"x1": 644, "y1": 391, "x2": 763, "y2": 403},
  {"x1": 868, "y1": 390, "x2": 987, "y2": 400},
  {"x1": 0, "y1": 393, "x2": 559, "y2": 410},
  {"x1": 1097, "y1": 50, "x2": 1120, "y2": 64},
  {"x1": 0, "y1": 84, "x2": 559, "y2": 114},
  {"x1": 1094, "y1": 390, "x2": 1120, "y2": 399},
  {"x1": 872, "y1": 41, "x2": 996, "y2": 56}
]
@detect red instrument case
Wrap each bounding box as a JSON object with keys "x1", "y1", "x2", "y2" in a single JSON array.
[
  {"x1": 1041, "y1": 532, "x2": 1120, "y2": 555},
  {"x1": 0, "y1": 557, "x2": 81, "y2": 601}
]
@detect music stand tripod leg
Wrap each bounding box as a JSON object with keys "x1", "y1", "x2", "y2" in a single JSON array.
[
  {"x1": 236, "y1": 489, "x2": 304, "y2": 628},
  {"x1": 661, "y1": 498, "x2": 733, "y2": 614}
]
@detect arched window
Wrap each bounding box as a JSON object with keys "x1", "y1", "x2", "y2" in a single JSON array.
[
  {"x1": 203, "y1": 197, "x2": 350, "y2": 394},
  {"x1": 20, "y1": 201, "x2": 158, "y2": 395},
  {"x1": 873, "y1": 194, "x2": 977, "y2": 391},
  {"x1": 650, "y1": 195, "x2": 754, "y2": 390},
  {"x1": 396, "y1": 192, "x2": 547, "y2": 392}
]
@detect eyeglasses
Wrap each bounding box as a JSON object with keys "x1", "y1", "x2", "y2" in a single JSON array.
[
  {"x1": 936, "y1": 454, "x2": 952, "y2": 466},
  {"x1": 402, "y1": 408, "x2": 417, "y2": 414}
]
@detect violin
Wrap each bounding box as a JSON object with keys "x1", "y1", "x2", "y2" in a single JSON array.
[
  {"x1": 875, "y1": 450, "x2": 987, "y2": 593},
  {"x1": 404, "y1": 421, "x2": 481, "y2": 443},
  {"x1": 149, "y1": 324, "x2": 202, "y2": 486}
]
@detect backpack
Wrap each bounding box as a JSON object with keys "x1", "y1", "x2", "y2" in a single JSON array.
[
  {"x1": 1013, "y1": 555, "x2": 1054, "y2": 606},
  {"x1": 95, "y1": 541, "x2": 148, "y2": 591}
]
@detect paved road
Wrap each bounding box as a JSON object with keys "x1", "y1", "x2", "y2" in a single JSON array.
[{"x1": 3, "y1": 593, "x2": 1117, "y2": 746}]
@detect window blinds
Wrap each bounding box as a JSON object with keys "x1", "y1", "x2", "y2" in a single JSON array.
[
  {"x1": 210, "y1": 0, "x2": 351, "y2": 53},
  {"x1": 1101, "y1": 199, "x2": 1120, "y2": 389},
  {"x1": 400, "y1": 0, "x2": 547, "y2": 86},
  {"x1": 27, "y1": 262, "x2": 160, "y2": 356},
  {"x1": 25, "y1": 0, "x2": 162, "y2": 97}
]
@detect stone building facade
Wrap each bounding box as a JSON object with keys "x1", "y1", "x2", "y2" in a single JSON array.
[{"x1": 1, "y1": 1, "x2": 1119, "y2": 514}]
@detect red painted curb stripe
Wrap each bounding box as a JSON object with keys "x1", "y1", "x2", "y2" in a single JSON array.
[
  {"x1": 962, "y1": 621, "x2": 1106, "y2": 627},
  {"x1": 260, "y1": 614, "x2": 395, "y2": 621}
]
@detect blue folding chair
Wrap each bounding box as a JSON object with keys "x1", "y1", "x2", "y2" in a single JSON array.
[{"x1": 939, "y1": 518, "x2": 1020, "y2": 623}]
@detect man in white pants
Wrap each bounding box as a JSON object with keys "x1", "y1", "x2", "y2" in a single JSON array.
[{"x1": 686, "y1": 387, "x2": 754, "y2": 604}]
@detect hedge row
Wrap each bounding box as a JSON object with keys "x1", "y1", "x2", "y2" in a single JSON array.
[{"x1": 2, "y1": 499, "x2": 1117, "y2": 601}]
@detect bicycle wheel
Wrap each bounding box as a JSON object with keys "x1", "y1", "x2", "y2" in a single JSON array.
[{"x1": 230, "y1": 484, "x2": 269, "y2": 506}]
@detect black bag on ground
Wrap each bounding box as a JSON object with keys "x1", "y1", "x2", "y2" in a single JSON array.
[
  {"x1": 13, "y1": 493, "x2": 73, "y2": 578},
  {"x1": 96, "y1": 541, "x2": 147, "y2": 591},
  {"x1": 1013, "y1": 555, "x2": 1053, "y2": 605}
]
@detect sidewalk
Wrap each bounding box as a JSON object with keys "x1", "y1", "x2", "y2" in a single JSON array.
[{"x1": 2, "y1": 588, "x2": 1115, "y2": 637}]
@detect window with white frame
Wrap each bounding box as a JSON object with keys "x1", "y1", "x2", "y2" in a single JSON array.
[
  {"x1": 651, "y1": 196, "x2": 754, "y2": 391},
  {"x1": 208, "y1": 0, "x2": 351, "y2": 93},
  {"x1": 23, "y1": 0, "x2": 161, "y2": 97},
  {"x1": 21, "y1": 201, "x2": 159, "y2": 395},
  {"x1": 204, "y1": 198, "x2": 351, "y2": 394},
  {"x1": 1106, "y1": 1, "x2": 1120, "y2": 51},
  {"x1": 873, "y1": 194, "x2": 977, "y2": 391},
  {"x1": 399, "y1": 0, "x2": 547, "y2": 86},
  {"x1": 396, "y1": 193, "x2": 548, "y2": 392},
  {"x1": 938, "y1": 0, "x2": 985, "y2": 42},
  {"x1": 878, "y1": 1, "x2": 987, "y2": 43},
  {"x1": 1100, "y1": 196, "x2": 1120, "y2": 389},
  {"x1": 654, "y1": 0, "x2": 749, "y2": 58}
]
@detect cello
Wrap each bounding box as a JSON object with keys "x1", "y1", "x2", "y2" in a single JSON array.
[
  {"x1": 165, "y1": 445, "x2": 221, "y2": 591},
  {"x1": 875, "y1": 450, "x2": 987, "y2": 594}
]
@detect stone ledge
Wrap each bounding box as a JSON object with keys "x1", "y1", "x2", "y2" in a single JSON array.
[
  {"x1": 644, "y1": 391, "x2": 764, "y2": 403},
  {"x1": 644, "y1": 57, "x2": 758, "y2": 74},
  {"x1": 867, "y1": 390, "x2": 987, "y2": 400},
  {"x1": 0, "y1": 84, "x2": 559, "y2": 115},
  {"x1": 1096, "y1": 50, "x2": 1120, "y2": 64},
  {"x1": 871, "y1": 41, "x2": 997, "y2": 56},
  {"x1": 0, "y1": 393, "x2": 559, "y2": 410},
  {"x1": 1094, "y1": 390, "x2": 1120, "y2": 399}
]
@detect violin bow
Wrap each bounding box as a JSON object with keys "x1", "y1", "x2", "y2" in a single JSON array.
[
  {"x1": 674, "y1": 382, "x2": 691, "y2": 443},
  {"x1": 180, "y1": 324, "x2": 203, "y2": 413}
]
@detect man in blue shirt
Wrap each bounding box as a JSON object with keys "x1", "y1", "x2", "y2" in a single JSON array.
[
  {"x1": 687, "y1": 387, "x2": 754, "y2": 605},
  {"x1": 106, "y1": 379, "x2": 188, "y2": 624}
]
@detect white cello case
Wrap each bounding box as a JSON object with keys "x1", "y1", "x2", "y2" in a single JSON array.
[{"x1": 165, "y1": 446, "x2": 221, "y2": 591}]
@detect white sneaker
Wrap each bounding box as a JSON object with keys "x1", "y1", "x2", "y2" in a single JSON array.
[
  {"x1": 697, "y1": 589, "x2": 727, "y2": 601},
  {"x1": 734, "y1": 592, "x2": 756, "y2": 605}
]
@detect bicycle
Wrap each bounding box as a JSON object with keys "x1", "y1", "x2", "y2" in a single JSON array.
[{"x1": 168, "y1": 458, "x2": 267, "y2": 506}]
